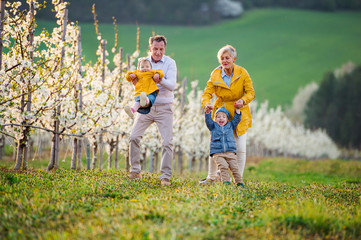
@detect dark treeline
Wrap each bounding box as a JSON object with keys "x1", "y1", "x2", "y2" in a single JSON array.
[
  {"x1": 305, "y1": 65, "x2": 361, "y2": 149},
  {"x1": 16, "y1": 0, "x2": 361, "y2": 25},
  {"x1": 17, "y1": 0, "x2": 221, "y2": 25},
  {"x1": 243, "y1": 0, "x2": 361, "y2": 11}
]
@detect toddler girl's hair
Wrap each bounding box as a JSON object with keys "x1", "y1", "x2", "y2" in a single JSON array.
[{"x1": 137, "y1": 58, "x2": 152, "y2": 70}]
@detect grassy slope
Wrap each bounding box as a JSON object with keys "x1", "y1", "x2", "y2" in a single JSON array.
[
  {"x1": 1, "y1": 158, "x2": 360, "y2": 239},
  {"x1": 37, "y1": 9, "x2": 361, "y2": 107}
]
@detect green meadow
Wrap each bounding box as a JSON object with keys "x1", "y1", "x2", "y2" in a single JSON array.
[
  {"x1": 38, "y1": 8, "x2": 361, "y2": 107},
  {"x1": 1, "y1": 158, "x2": 360, "y2": 239}
]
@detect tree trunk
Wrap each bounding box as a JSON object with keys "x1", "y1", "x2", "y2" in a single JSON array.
[
  {"x1": 205, "y1": 156, "x2": 209, "y2": 173},
  {"x1": 114, "y1": 136, "x2": 119, "y2": 169},
  {"x1": 50, "y1": 8, "x2": 68, "y2": 171},
  {"x1": 142, "y1": 150, "x2": 147, "y2": 171},
  {"x1": 75, "y1": 26, "x2": 83, "y2": 171},
  {"x1": 99, "y1": 134, "x2": 103, "y2": 171},
  {"x1": 108, "y1": 139, "x2": 114, "y2": 170},
  {"x1": 15, "y1": 94, "x2": 25, "y2": 170},
  {"x1": 0, "y1": 1, "x2": 5, "y2": 160},
  {"x1": 91, "y1": 138, "x2": 98, "y2": 170},
  {"x1": 86, "y1": 139, "x2": 91, "y2": 170},
  {"x1": 189, "y1": 155, "x2": 196, "y2": 173},
  {"x1": 24, "y1": 1, "x2": 34, "y2": 166},
  {"x1": 14, "y1": 141, "x2": 24, "y2": 170},
  {"x1": 71, "y1": 138, "x2": 77, "y2": 169},
  {"x1": 154, "y1": 151, "x2": 159, "y2": 172},
  {"x1": 0, "y1": 0, "x2": 5, "y2": 67},
  {"x1": 0, "y1": 130, "x2": 4, "y2": 160},
  {"x1": 77, "y1": 138, "x2": 82, "y2": 170},
  {"x1": 125, "y1": 150, "x2": 130, "y2": 172},
  {"x1": 149, "y1": 150, "x2": 154, "y2": 172},
  {"x1": 47, "y1": 122, "x2": 57, "y2": 171},
  {"x1": 198, "y1": 156, "x2": 203, "y2": 172},
  {"x1": 13, "y1": 142, "x2": 17, "y2": 162},
  {"x1": 177, "y1": 149, "x2": 183, "y2": 174}
]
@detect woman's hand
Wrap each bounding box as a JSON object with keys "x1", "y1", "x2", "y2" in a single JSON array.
[
  {"x1": 234, "y1": 99, "x2": 244, "y2": 109},
  {"x1": 204, "y1": 104, "x2": 213, "y2": 113}
]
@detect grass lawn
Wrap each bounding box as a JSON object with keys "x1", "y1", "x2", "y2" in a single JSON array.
[
  {"x1": 36, "y1": 8, "x2": 361, "y2": 107},
  {"x1": 1, "y1": 158, "x2": 360, "y2": 239}
]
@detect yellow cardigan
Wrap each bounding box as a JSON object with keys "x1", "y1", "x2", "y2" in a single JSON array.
[
  {"x1": 126, "y1": 69, "x2": 164, "y2": 96},
  {"x1": 201, "y1": 64, "x2": 255, "y2": 136}
]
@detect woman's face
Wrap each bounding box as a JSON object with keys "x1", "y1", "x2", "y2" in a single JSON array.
[{"x1": 219, "y1": 51, "x2": 236, "y2": 71}]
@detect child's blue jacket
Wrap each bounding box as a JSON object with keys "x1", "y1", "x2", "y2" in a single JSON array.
[{"x1": 205, "y1": 111, "x2": 241, "y2": 156}]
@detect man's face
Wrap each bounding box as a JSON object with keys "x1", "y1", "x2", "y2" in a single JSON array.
[{"x1": 149, "y1": 41, "x2": 165, "y2": 63}]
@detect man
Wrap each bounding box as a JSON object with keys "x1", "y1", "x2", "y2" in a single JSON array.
[{"x1": 128, "y1": 35, "x2": 177, "y2": 186}]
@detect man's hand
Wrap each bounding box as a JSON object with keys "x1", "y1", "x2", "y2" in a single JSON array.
[
  {"x1": 153, "y1": 73, "x2": 161, "y2": 84},
  {"x1": 132, "y1": 78, "x2": 138, "y2": 86},
  {"x1": 234, "y1": 99, "x2": 244, "y2": 109},
  {"x1": 129, "y1": 73, "x2": 138, "y2": 85},
  {"x1": 204, "y1": 104, "x2": 213, "y2": 114}
]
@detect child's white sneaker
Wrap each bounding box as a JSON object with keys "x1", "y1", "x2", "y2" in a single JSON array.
[
  {"x1": 140, "y1": 92, "x2": 147, "y2": 107},
  {"x1": 124, "y1": 105, "x2": 134, "y2": 119},
  {"x1": 199, "y1": 178, "x2": 215, "y2": 185}
]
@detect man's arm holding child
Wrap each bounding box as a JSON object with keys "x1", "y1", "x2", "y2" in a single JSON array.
[
  {"x1": 126, "y1": 71, "x2": 138, "y2": 85},
  {"x1": 154, "y1": 60, "x2": 177, "y2": 91},
  {"x1": 152, "y1": 69, "x2": 164, "y2": 82}
]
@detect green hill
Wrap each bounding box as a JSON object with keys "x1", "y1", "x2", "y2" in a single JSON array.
[{"x1": 37, "y1": 9, "x2": 361, "y2": 107}]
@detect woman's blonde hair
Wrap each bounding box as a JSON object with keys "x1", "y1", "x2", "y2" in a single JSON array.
[{"x1": 217, "y1": 45, "x2": 237, "y2": 62}]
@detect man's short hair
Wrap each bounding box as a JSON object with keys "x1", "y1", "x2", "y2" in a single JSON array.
[{"x1": 149, "y1": 35, "x2": 167, "y2": 47}]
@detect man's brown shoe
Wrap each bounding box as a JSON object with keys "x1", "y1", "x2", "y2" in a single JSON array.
[
  {"x1": 161, "y1": 178, "x2": 171, "y2": 186},
  {"x1": 128, "y1": 172, "x2": 140, "y2": 179}
]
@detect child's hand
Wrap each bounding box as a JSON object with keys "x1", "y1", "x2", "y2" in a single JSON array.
[
  {"x1": 153, "y1": 73, "x2": 161, "y2": 83},
  {"x1": 129, "y1": 73, "x2": 136, "y2": 79},
  {"x1": 204, "y1": 104, "x2": 213, "y2": 114},
  {"x1": 234, "y1": 99, "x2": 244, "y2": 109}
]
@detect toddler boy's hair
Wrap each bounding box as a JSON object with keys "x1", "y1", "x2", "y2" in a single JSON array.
[{"x1": 215, "y1": 106, "x2": 230, "y2": 119}]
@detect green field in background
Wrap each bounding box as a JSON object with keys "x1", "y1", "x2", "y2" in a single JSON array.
[{"x1": 37, "y1": 9, "x2": 361, "y2": 108}]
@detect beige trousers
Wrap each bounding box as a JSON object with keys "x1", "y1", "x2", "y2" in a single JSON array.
[
  {"x1": 129, "y1": 103, "x2": 173, "y2": 180},
  {"x1": 208, "y1": 132, "x2": 247, "y2": 180},
  {"x1": 212, "y1": 152, "x2": 242, "y2": 183}
]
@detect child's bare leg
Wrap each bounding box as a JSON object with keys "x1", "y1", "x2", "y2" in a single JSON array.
[
  {"x1": 124, "y1": 101, "x2": 140, "y2": 119},
  {"x1": 131, "y1": 101, "x2": 140, "y2": 112}
]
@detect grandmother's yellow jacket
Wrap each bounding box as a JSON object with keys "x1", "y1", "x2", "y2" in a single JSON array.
[
  {"x1": 201, "y1": 64, "x2": 255, "y2": 136},
  {"x1": 126, "y1": 69, "x2": 164, "y2": 96}
]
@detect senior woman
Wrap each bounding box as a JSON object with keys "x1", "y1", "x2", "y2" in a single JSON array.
[{"x1": 200, "y1": 45, "x2": 255, "y2": 187}]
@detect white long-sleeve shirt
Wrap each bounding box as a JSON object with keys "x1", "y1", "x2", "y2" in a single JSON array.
[{"x1": 146, "y1": 55, "x2": 177, "y2": 105}]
